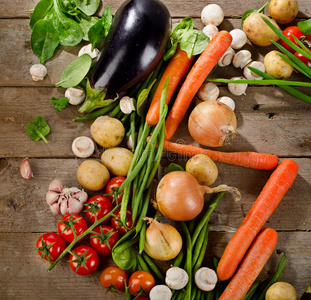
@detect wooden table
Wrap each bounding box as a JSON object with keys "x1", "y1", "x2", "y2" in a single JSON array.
[{"x1": 0, "y1": 0, "x2": 310, "y2": 299}]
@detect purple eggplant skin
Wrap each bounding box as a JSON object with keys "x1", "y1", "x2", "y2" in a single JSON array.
[
  {"x1": 301, "y1": 293, "x2": 311, "y2": 300},
  {"x1": 90, "y1": 0, "x2": 171, "y2": 98}
]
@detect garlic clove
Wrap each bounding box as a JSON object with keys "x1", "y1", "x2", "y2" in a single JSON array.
[
  {"x1": 68, "y1": 197, "x2": 84, "y2": 214},
  {"x1": 46, "y1": 191, "x2": 60, "y2": 205},
  {"x1": 68, "y1": 187, "x2": 82, "y2": 194},
  {"x1": 49, "y1": 179, "x2": 64, "y2": 193},
  {"x1": 149, "y1": 285, "x2": 172, "y2": 300},
  {"x1": 233, "y1": 50, "x2": 252, "y2": 69},
  {"x1": 227, "y1": 76, "x2": 248, "y2": 96},
  {"x1": 197, "y1": 82, "x2": 220, "y2": 102},
  {"x1": 165, "y1": 267, "x2": 189, "y2": 290},
  {"x1": 65, "y1": 87, "x2": 86, "y2": 106},
  {"x1": 30, "y1": 64, "x2": 47, "y2": 81},
  {"x1": 218, "y1": 47, "x2": 235, "y2": 67},
  {"x1": 50, "y1": 203, "x2": 61, "y2": 215},
  {"x1": 195, "y1": 267, "x2": 218, "y2": 292},
  {"x1": 120, "y1": 96, "x2": 136, "y2": 114},
  {"x1": 72, "y1": 136, "x2": 95, "y2": 158},
  {"x1": 20, "y1": 158, "x2": 33, "y2": 179},
  {"x1": 217, "y1": 96, "x2": 236, "y2": 111},
  {"x1": 229, "y1": 29, "x2": 248, "y2": 49},
  {"x1": 60, "y1": 199, "x2": 69, "y2": 215},
  {"x1": 74, "y1": 190, "x2": 88, "y2": 204}
]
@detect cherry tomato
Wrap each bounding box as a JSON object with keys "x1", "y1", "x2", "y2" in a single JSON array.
[
  {"x1": 281, "y1": 26, "x2": 305, "y2": 53},
  {"x1": 36, "y1": 232, "x2": 66, "y2": 262},
  {"x1": 89, "y1": 225, "x2": 120, "y2": 255},
  {"x1": 84, "y1": 195, "x2": 113, "y2": 223},
  {"x1": 57, "y1": 213, "x2": 88, "y2": 243},
  {"x1": 294, "y1": 48, "x2": 311, "y2": 68},
  {"x1": 105, "y1": 176, "x2": 126, "y2": 204},
  {"x1": 69, "y1": 245, "x2": 99, "y2": 276},
  {"x1": 128, "y1": 271, "x2": 155, "y2": 296},
  {"x1": 100, "y1": 266, "x2": 128, "y2": 292},
  {"x1": 111, "y1": 208, "x2": 135, "y2": 235}
]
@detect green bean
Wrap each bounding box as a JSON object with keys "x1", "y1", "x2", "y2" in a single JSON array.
[
  {"x1": 191, "y1": 286, "x2": 198, "y2": 300},
  {"x1": 120, "y1": 112, "x2": 130, "y2": 125},
  {"x1": 192, "y1": 222, "x2": 208, "y2": 269},
  {"x1": 206, "y1": 290, "x2": 213, "y2": 300},
  {"x1": 131, "y1": 169, "x2": 142, "y2": 220},
  {"x1": 243, "y1": 280, "x2": 260, "y2": 300},
  {"x1": 135, "y1": 186, "x2": 152, "y2": 236},
  {"x1": 201, "y1": 291, "x2": 205, "y2": 300},
  {"x1": 173, "y1": 249, "x2": 184, "y2": 267},
  {"x1": 141, "y1": 252, "x2": 165, "y2": 283},
  {"x1": 136, "y1": 253, "x2": 151, "y2": 273},
  {"x1": 138, "y1": 221, "x2": 147, "y2": 255},
  {"x1": 137, "y1": 260, "x2": 143, "y2": 271},
  {"x1": 212, "y1": 256, "x2": 219, "y2": 270},
  {"x1": 113, "y1": 236, "x2": 139, "y2": 254},
  {"x1": 188, "y1": 219, "x2": 196, "y2": 235},
  {"x1": 112, "y1": 227, "x2": 136, "y2": 251},
  {"x1": 130, "y1": 112, "x2": 136, "y2": 151},
  {"x1": 108, "y1": 103, "x2": 121, "y2": 118},
  {"x1": 181, "y1": 221, "x2": 192, "y2": 300},
  {"x1": 193, "y1": 227, "x2": 209, "y2": 274}
]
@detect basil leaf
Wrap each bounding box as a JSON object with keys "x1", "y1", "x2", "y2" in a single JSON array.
[
  {"x1": 171, "y1": 17, "x2": 194, "y2": 43},
  {"x1": 166, "y1": 163, "x2": 185, "y2": 174},
  {"x1": 56, "y1": 54, "x2": 92, "y2": 88},
  {"x1": 102, "y1": 6, "x2": 112, "y2": 37},
  {"x1": 73, "y1": 0, "x2": 100, "y2": 16},
  {"x1": 137, "y1": 79, "x2": 156, "y2": 116},
  {"x1": 180, "y1": 29, "x2": 209, "y2": 58},
  {"x1": 29, "y1": 0, "x2": 54, "y2": 29},
  {"x1": 26, "y1": 116, "x2": 51, "y2": 144},
  {"x1": 88, "y1": 19, "x2": 105, "y2": 50},
  {"x1": 51, "y1": 97, "x2": 69, "y2": 111},
  {"x1": 31, "y1": 19, "x2": 60, "y2": 64}
]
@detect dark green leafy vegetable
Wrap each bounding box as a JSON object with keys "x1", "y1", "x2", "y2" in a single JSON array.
[
  {"x1": 29, "y1": 0, "x2": 54, "y2": 29},
  {"x1": 77, "y1": 13, "x2": 98, "y2": 41},
  {"x1": 180, "y1": 29, "x2": 209, "y2": 59},
  {"x1": 241, "y1": 1, "x2": 269, "y2": 27},
  {"x1": 171, "y1": 17, "x2": 194, "y2": 44},
  {"x1": 298, "y1": 19, "x2": 311, "y2": 35},
  {"x1": 51, "y1": 97, "x2": 69, "y2": 111},
  {"x1": 102, "y1": 6, "x2": 112, "y2": 37},
  {"x1": 31, "y1": 19, "x2": 60, "y2": 64},
  {"x1": 73, "y1": 0, "x2": 100, "y2": 16},
  {"x1": 59, "y1": 0, "x2": 77, "y2": 15},
  {"x1": 136, "y1": 79, "x2": 156, "y2": 116},
  {"x1": 166, "y1": 163, "x2": 185, "y2": 174},
  {"x1": 26, "y1": 116, "x2": 51, "y2": 144}
]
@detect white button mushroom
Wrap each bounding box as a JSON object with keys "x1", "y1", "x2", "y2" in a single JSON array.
[
  {"x1": 243, "y1": 61, "x2": 265, "y2": 80},
  {"x1": 72, "y1": 136, "x2": 95, "y2": 158},
  {"x1": 217, "y1": 96, "x2": 236, "y2": 111},
  {"x1": 120, "y1": 96, "x2": 136, "y2": 114},
  {"x1": 30, "y1": 64, "x2": 47, "y2": 81},
  {"x1": 218, "y1": 47, "x2": 235, "y2": 67},
  {"x1": 227, "y1": 76, "x2": 248, "y2": 96},
  {"x1": 78, "y1": 44, "x2": 101, "y2": 64},
  {"x1": 229, "y1": 29, "x2": 248, "y2": 49},
  {"x1": 149, "y1": 285, "x2": 172, "y2": 300},
  {"x1": 165, "y1": 267, "x2": 189, "y2": 290},
  {"x1": 197, "y1": 82, "x2": 220, "y2": 102},
  {"x1": 195, "y1": 267, "x2": 218, "y2": 292},
  {"x1": 233, "y1": 50, "x2": 252, "y2": 69},
  {"x1": 202, "y1": 25, "x2": 219, "y2": 40},
  {"x1": 65, "y1": 86, "x2": 86, "y2": 105},
  {"x1": 201, "y1": 4, "x2": 224, "y2": 26}
]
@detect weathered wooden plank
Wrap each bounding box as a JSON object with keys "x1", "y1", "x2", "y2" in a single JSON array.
[{"x1": 0, "y1": 158, "x2": 310, "y2": 233}]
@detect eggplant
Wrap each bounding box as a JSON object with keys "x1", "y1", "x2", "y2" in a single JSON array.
[
  {"x1": 301, "y1": 283, "x2": 311, "y2": 300},
  {"x1": 91, "y1": 0, "x2": 171, "y2": 98}
]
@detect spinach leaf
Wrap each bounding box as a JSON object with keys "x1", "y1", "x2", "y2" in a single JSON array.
[
  {"x1": 73, "y1": 0, "x2": 100, "y2": 16},
  {"x1": 163, "y1": 41, "x2": 178, "y2": 61},
  {"x1": 102, "y1": 5, "x2": 112, "y2": 37},
  {"x1": 30, "y1": 0, "x2": 54, "y2": 30},
  {"x1": 137, "y1": 79, "x2": 156, "y2": 116},
  {"x1": 171, "y1": 17, "x2": 194, "y2": 43},
  {"x1": 166, "y1": 163, "x2": 185, "y2": 174},
  {"x1": 77, "y1": 13, "x2": 98, "y2": 41},
  {"x1": 241, "y1": 1, "x2": 270, "y2": 26},
  {"x1": 51, "y1": 97, "x2": 69, "y2": 111},
  {"x1": 59, "y1": 0, "x2": 77, "y2": 15},
  {"x1": 112, "y1": 246, "x2": 138, "y2": 271},
  {"x1": 26, "y1": 116, "x2": 51, "y2": 144},
  {"x1": 31, "y1": 19, "x2": 60, "y2": 64},
  {"x1": 56, "y1": 54, "x2": 92, "y2": 88},
  {"x1": 180, "y1": 29, "x2": 209, "y2": 58}
]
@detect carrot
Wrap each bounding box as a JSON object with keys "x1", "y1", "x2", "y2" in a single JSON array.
[
  {"x1": 219, "y1": 228, "x2": 278, "y2": 300},
  {"x1": 162, "y1": 140, "x2": 279, "y2": 170},
  {"x1": 146, "y1": 45, "x2": 195, "y2": 126},
  {"x1": 217, "y1": 159, "x2": 298, "y2": 281},
  {"x1": 164, "y1": 31, "x2": 233, "y2": 141}
]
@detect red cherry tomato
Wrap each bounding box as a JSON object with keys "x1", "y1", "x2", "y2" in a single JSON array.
[
  {"x1": 111, "y1": 208, "x2": 135, "y2": 236},
  {"x1": 281, "y1": 26, "x2": 305, "y2": 53},
  {"x1": 105, "y1": 176, "x2": 127, "y2": 204},
  {"x1": 294, "y1": 48, "x2": 311, "y2": 68},
  {"x1": 89, "y1": 225, "x2": 120, "y2": 255},
  {"x1": 69, "y1": 245, "x2": 99, "y2": 276},
  {"x1": 128, "y1": 271, "x2": 155, "y2": 296},
  {"x1": 36, "y1": 232, "x2": 66, "y2": 262},
  {"x1": 57, "y1": 213, "x2": 88, "y2": 243},
  {"x1": 100, "y1": 266, "x2": 128, "y2": 292},
  {"x1": 84, "y1": 195, "x2": 113, "y2": 223}
]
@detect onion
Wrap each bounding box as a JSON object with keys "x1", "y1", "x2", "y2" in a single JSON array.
[
  {"x1": 144, "y1": 218, "x2": 182, "y2": 261},
  {"x1": 188, "y1": 101, "x2": 237, "y2": 147},
  {"x1": 156, "y1": 171, "x2": 240, "y2": 221}
]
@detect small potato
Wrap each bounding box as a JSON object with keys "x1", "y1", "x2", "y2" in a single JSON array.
[
  {"x1": 186, "y1": 154, "x2": 218, "y2": 186},
  {"x1": 77, "y1": 160, "x2": 110, "y2": 191},
  {"x1": 243, "y1": 13, "x2": 280, "y2": 46},
  {"x1": 269, "y1": 0, "x2": 298, "y2": 24},
  {"x1": 101, "y1": 147, "x2": 133, "y2": 176},
  {"x1": 91, "y1": 116, "x2": 124, "y2": 148},
  {"x1": 265, "y1": 282, "x2": 298, "y2": 300},
  {"x1": 264, "y1": 50, "x2": 294, "y2": 79}
]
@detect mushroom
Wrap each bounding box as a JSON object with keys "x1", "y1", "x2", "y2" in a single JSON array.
[
  {"x1": 120, "y1": 96, "x2": 136, "y2": 114},
  {"x1": 202, "y1": 25, "x2": 219, "y2": 40},
  {"x1": 195, "y1": 267, "x2": 218, "y2": 292},
  {"x1": 218, "y1": 47, "x2": 235, "y2": 67},
  {"x1": 227, "y1": 76, "x2": 248, "y2": 96},
  {"x1": 65, "y1": 86, "x2": 86, "y2": 105},
  {"x1": 197, "y1": 82, "x2": 220, "y2": 101},
  {"x1": 243, "y1": 61, "x2": 265, "y2": 80},
  {"x1": 217, "y1": 96, "x2": 236, "y2": 111},
  {"x1": 201, "y1": 4, "x2": 224, "y2": 26},
  {"x1": 72, "y1": 136, "x2": 95, "y2": 158},
  {"x1": 229, "y1": 29, "x2": 248, "y2": 49},
  {"x1": 30, "y1": 64, "x2": 47, "y2": 81},
  {"x1": 165, "y1": 267, "x2": 189, "y2": 290},
  {"x1": 233, "y1": 50, "x2": 252, "y2": 69},
  {"x1": 78, "y1": 44, "x2": 101, "y2": 64},
  {"x1": 149, "y1": 285, "x2": 172, "y2": 300}
]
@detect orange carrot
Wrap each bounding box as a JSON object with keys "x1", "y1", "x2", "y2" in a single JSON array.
[
  {"x1": 219, "y1": 228, "x2": 278, "y2": 300},
  {"x1": 162, "y1": 140, "x2": 279, "y2": 170},
  {"x1": 164, "y1": 31, "x2": 233, "y2": 141},
  {"x1": 146, "y1": 46, "x2": 195, "y2": 127},
  {"x1": 217, "y1": 159, "x2": 298, "y2": 281}
]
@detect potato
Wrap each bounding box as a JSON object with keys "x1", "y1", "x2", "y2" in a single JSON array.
[
  {"x1": 101, "y1": 147, "x2": 133, "y2": 176},
  {"x1": 264, "y1": 50, "x2": 294, "y2": 79},
  {"x1": 91, "y1": 116, "x2": 124, "y2": 148},
  {"x1": 243, "y1": 13, "x2": 280, "y2": 46},
  {"x1": 185, "y1": 154, "x2": 218, "y2": 186},
  {"x1": 77, "y1": 160, "x2": 110, "y2": 191},
  {"x1": 265, "y1": 282, "x2": 298, "y2": 300},
  {"x1": 269, "y1": 0, "x2": 298, "y2": 24}
]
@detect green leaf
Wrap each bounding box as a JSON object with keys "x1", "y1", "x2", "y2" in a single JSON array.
[
  {"x1": 112, "y1": 246, "x2": 138, "y2": 271},
  {"x1": 163, "y1": 41, "x2": 178, "y2": 61},
  {"x1": 180, "y1": 29, "x2": 209, "y2": 58},
  {"x1": 137, "y1": 79, "x2": 156, "y2": 116},
  {"x1": 31, "y1": 19, "x2": 60, "y2": 64},
  {"x1": 166, "y1": 163, "x2": 185, "y2": 174},
  {"x1": 26, "y1": 116, "x2": 51, "y2": 144},
  {"x1": 77, "y1": 14, "x2": 98, "y2": 41},
  {"x1": 241, "y1": 1, "x2": 270, "y2": 27},
  {"x1": 29, "y1": 0, "x2": 54, "y2": 29},
  {"x1": 73, "y1": 0, "x2": 100, "y2": 16},
  {"x1": 298, "y1": 19, "x2": 311, "y2": 35},
  {"x1": 88, "y1": 19, "x2": 105, "y2": 50},
  {"x1": 102, "y1": 6, "x2": 112, "y2": 37},
  {"x1": 59, "y1": 0, "x2": 77, "y2": 15},
  {"x1": 56, "y1": 54, "x2": 92, "y2": 88},
  {"x1": 171, "y1": 17, "x2": 194, "y2": 44},
  {"x1": 51, "y1": 97, "x2": 69, "y2": 111}
]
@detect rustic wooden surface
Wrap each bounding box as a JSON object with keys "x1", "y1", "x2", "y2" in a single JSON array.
[{"x1": 0, "y1": 0, "x2": 310, "y2": 299}]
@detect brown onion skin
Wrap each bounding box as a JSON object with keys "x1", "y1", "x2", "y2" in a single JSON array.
[
  {"x1": 156, "y1": 171, "x2": 205, "y2": 221},
  {"x1": 188, "y1": 101, "x2": 237, "y2": 147}
]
